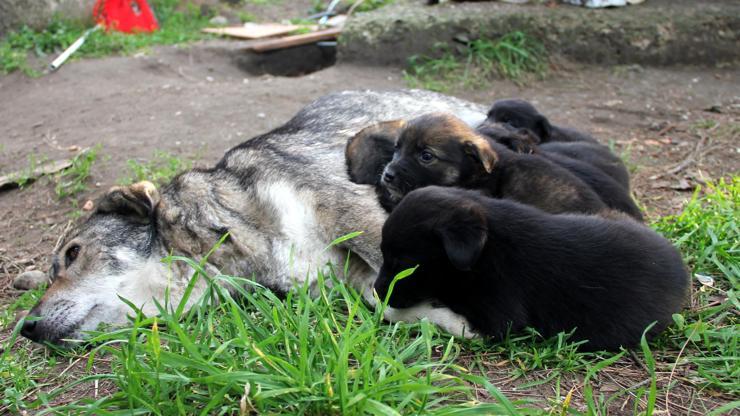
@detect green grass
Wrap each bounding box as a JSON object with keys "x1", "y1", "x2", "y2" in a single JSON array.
[
  {"x1": 120, "y1": 150, "x2": 193, "y2": 185},
  {"x1": 2, "y1": 242, "x2": 535, "y2": 414},
  {"x1": 404, "y1": 32, "x2": 548, "y2": 92},
  {"x1": 8, "y1": 153, "x2": 48, "y2": 189},
  {"x1": 54, "y1": 145, "x2": 100, "y2": 199},
  {"x1": 1, "y1": 177, "x2": 738, "y2": 414},
  {"x1": 0, "y1": 0, "x2": 212, "y2": 76},
  {"x1": 0, "y1": 285, "x2": 49, "y2": 410},
  {"x1": 652, "y1": 177, "x2": 739, "y2": 392}
]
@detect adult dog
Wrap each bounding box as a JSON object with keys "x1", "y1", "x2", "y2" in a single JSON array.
[{"x1": 21, "y1": 90, "x2": 486, "y2": 345}]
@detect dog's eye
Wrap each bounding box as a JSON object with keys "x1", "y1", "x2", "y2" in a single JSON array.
[
  {"x1": 419, "y1": 150, "x2": 435, "y2": 163},
  {"x1": 65, "y1": 244, "x2": 81, "y2": 267}
]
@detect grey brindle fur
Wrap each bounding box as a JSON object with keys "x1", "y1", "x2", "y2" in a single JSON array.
[{"x1": 23, "y1": 90, "x2": 487, "y2": 345}]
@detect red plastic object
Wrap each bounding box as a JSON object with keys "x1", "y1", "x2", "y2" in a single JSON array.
[{"x1": 93, "y1": 0, "x2": 159, "y2": 33}]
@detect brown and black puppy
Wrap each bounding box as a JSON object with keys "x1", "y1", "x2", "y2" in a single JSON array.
[
  {"x1": 380, "y1": 112, "x2": 608, "y2": 215},
  {"x1": 478, "y1": 125, "x2": 643, "y2": 221},
  {"x1": 374, "y1": 186, "x2": 689, "y2": 351}
]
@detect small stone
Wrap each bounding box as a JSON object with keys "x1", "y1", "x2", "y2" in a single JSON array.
[
  {"x1": 68, "y1": 145, "x2": 80, "y2": 152},
  {"x1": 209, "y1": 15, "x2": 228, "y2": 26},
  {"x1": 82, "y1": 200, "x2": 94, "y2": 211},
  {"x1": 13, "y1": 270, "x2": 48, "y2": 291}
]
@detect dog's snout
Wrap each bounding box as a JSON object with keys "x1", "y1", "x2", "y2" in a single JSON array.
[
  {"x1": 383, "y1": 170, "x2": 396, "y2": 184},
  {"x1": 21, "y1": 312, "x2": 41, "y2": 342}
]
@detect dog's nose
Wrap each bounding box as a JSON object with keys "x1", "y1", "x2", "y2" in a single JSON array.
[
  {"x1": 383, "y1": 170, "x2": 395, "y2": 184},
  {"x1": 21, "y1": 313, "x2": 41, "y2": 342}
]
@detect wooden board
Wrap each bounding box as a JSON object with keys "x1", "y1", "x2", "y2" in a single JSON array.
[
  {"x1": 246, "y1": 27, "x2": 342, "y2": 53},
  {"x1": 202, "y1": 23, "x2": 302, "y2": 40}
]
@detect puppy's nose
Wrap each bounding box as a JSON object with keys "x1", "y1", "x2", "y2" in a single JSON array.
[
  {"x1": 21, "y1": 312, "x2": 41, "y2": 342},
  {"x1": 383, "y1": 170, "x2": 395, "y2": 184}
]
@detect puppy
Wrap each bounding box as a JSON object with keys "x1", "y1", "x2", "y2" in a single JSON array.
[
  {"x1": 346, "y1": 120, "x2": 406, "y2": 211},
  {"x1": 478, "y1": 125, "x2": 642, "y2": 220},
  {"x1": 485, "y1": 98, "x2": 633, "y2": 186},
  {"x1": 346, "y1": 120, "x2": 405, "y2": 185},
  {"x1": 486, "y1": 99, "x2": 598, "y2": 144},
  {"x1": 374, "y1": 186, "x2": 689, "y2": 351},
  {"x1": 539, "y1": 141, "x2": 631, "y2": 190},
  {"x1": 380, "y1": 112, "x2": 608, "y2": 215}
]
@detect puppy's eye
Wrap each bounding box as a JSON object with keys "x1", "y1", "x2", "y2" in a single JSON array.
[
  {"x1": 65, "y1": 244, "x2": 81, "y2": 267},
  {"x1": 419, "y1": 150, "x2": 435, "y2": 163}
]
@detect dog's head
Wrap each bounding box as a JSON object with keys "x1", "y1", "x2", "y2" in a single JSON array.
[
  {"x1": 487, "y1": 99, "x2": 552, "y2": 142},
  {"x1": 22, "y1": 181, "x2": 173, "y2": 346},
  {"x1": 475, "y1": 122, "x2": 541, "y2": 154},
  {"x1": 345, "y1": 120, "x2": 406, "y2": 185},
  {"x1": 379, "y1": 113, "x2": 497, "y2": 208},
  {"x1": 374, "y1": 186, "x2": 489, "y2": 308}
]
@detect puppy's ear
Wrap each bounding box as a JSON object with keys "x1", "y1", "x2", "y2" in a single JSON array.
[
  {"x1": 512, "y1": 128, "x2": 541, "y2": 153},
  {"x1": 435, "y1": 202, "x2": 488, "y2": 271},
  {"x1": 463, "y1": 135, "x2": 498, "y2": 173},
  {"x1": 97, "y1": 181, "x2": 160, "y2": 222},
  {"x1": 533, "y1": 115, "x2": 553, "y2": 141}
]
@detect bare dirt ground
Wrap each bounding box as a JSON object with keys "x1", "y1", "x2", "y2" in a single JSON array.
[{"x1": 1, "y1": 42, "x2": 738, "y2": 412}]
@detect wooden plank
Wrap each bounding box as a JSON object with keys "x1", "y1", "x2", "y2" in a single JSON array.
[
  {"x1": 202, "y1": 23, "x2": 302, "y2": 40},
  {"x1": 246, "y1": 27, "x2": 342, "y2": 53}
]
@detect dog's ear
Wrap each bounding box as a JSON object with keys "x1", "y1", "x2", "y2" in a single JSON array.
[
  {"x1": 463, "y1": 135, "x2": 498, "y2": 173},
  {"x1": 97, "y1": 181, "x2": 160, "y2": 222},
  {"x1": 511, "y1": 128, "x2": 541, "y2": 153},
  {"x1": 435, "y1": 202, "x2": 488, "y2": 271},
  {"x1": 533, "y1": 115, "x2": 553, "y2": 141}
]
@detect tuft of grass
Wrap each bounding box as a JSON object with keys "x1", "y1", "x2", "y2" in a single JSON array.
[
  {"x1": 0, "y1": 0, "x2": 212, "y2": 76},
  {"x1": 9, "y1": 153, "x2": 48, "y2": 189},
  {"x1": 349, "y1": 0, "x2": 396, "y2": 12},
  {"x1": 54, "y1": 145, "x2": 100, "y2": 199},
  {"x1": 653, "y1": 177, "x2": 739, "y2": 392},
  {"x1": 0, "y1": 285, "x2": 49, "y2": 412},
  {"x1": 120, "y1": 150, "x2": 192, "y2": 185},
  {"x1": 404, "y1": 32, "x2": 548, "y2": 92},
  {"x1": 236, "y1": 11, "x2": 257, "y2": 23}
]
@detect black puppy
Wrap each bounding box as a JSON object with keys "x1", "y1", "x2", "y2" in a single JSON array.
[
  {"x1": 478, "y1": 125, "x2": 642, "y2": 220},
  {"x1": 346, "y1": 120, "x2": 405, "y2": 185},
  {"x1": 345, "y1": 120, "x2": 406, "y2": 211},
  {"x1": 374, "y1": 186, "x2": 689, "y2": 351},
  {"x1": 540, "y1": 141, "x2": 631, "y2": 190},
  {"x1": 486, "y1": 99, "x2": 597, "y2": 144},
  {"x1": 380, "y1": 112, "x2": 608, "y2": 215}
]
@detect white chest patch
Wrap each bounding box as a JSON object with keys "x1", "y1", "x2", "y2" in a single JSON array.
[{"x1": 257, "y1": 181, "x2": 343, "y2": 285}]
